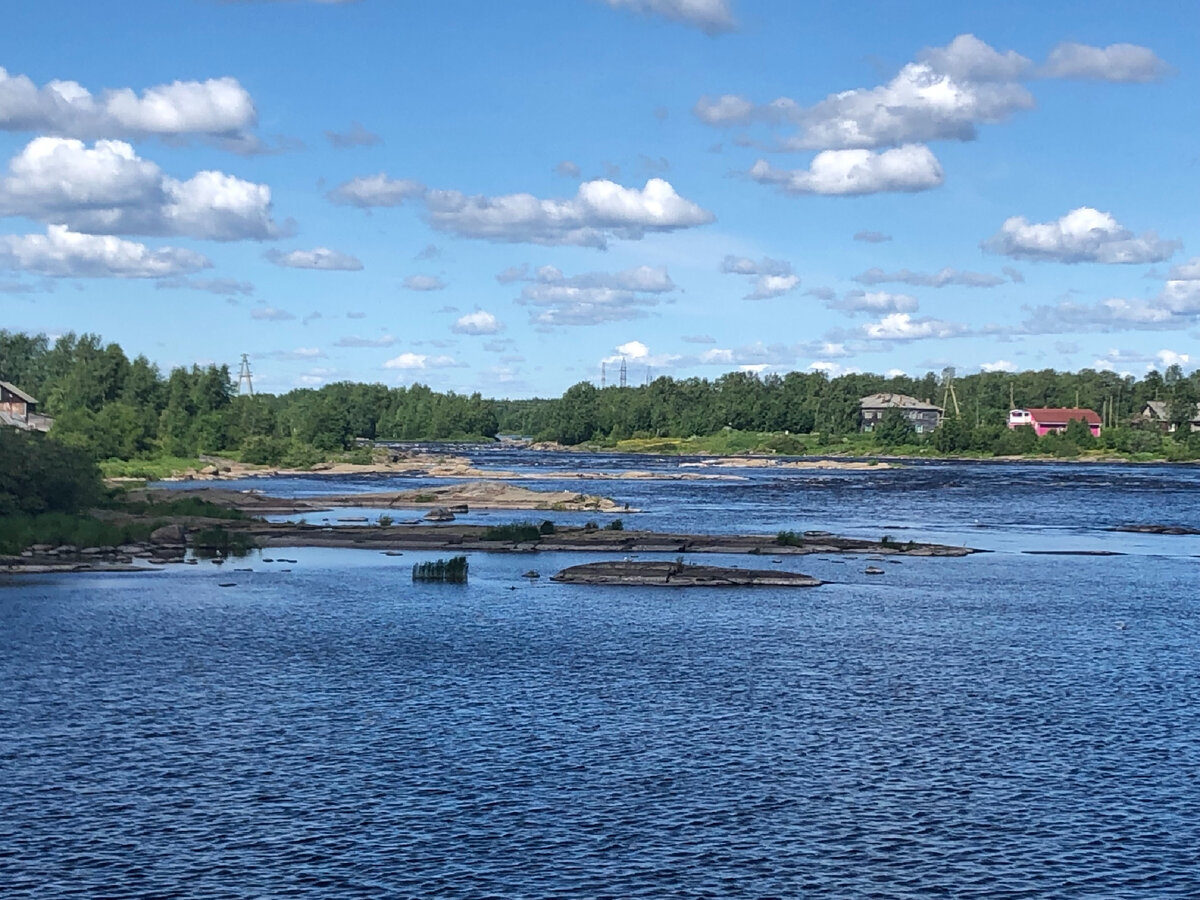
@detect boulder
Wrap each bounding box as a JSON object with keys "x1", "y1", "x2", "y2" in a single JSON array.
[
  {"x1": 150, "y1": 524, "x2": 186, "y2": 545},
  {"x1": 423, "y1": 507, "x2": 456, "y2": 522}
]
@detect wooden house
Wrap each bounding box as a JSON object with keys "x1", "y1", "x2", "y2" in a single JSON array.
[
  {"x1": 1007, "y1": 408, "x2": 1101, "y2": 437},
  {"x1": 1136, "y1": 400, "x2": 1200, "y2": 433},
  {"x1": 859, "y1": 393, "x2": 942, "y2": 433},
  {"x1": 0, "y1": 381, "x2": 54, "y2": 432}
]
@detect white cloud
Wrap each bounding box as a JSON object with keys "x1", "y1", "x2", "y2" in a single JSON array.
[
  {"x1": 854, "y1": 266, "x2": 1005, "y2": 287},
  {"x1": 251, "y1": 305, "x2": 295, "y2": 321},
  {"x1": 0, "y1": 225, "x2": 209, "y2": 278},
  {"x1": 0, "y1": 137, "x2": 280, "y2": 240},
  {"x1": 749, "y1": 145, "x2": 944, "y2": 195},
  {"x1": 383, "y1": 352, "x2": 458, "y2": 370},
  {"x1": 863, "y1": 312, "x2": 966, "y2": 341},
  {"x1": 327, "y1": 173, "x2": 425, "y2": 207},
  {"x1": 1041, "y1": 42, "x2": 1171, "y2": 83},
  {"x1": 1167, "y1": 258, "x2": 1200, "y2": 281},
  {"x1": 156, "y1": 276, "x2": 254, "y2": 295},
  {"x1": 425, "y1": 177, "x2": 714, "y2": 248},
  {"x1": 720, "y1": 254, "x2": 799, "y2": 299},
  {"x1": 601, "y1": 0, "x2": 736, "y2": 35},
  {"x1": 698, "y1": 341, "x2": 799, "y2": 368},
  {"x1": 985, "y1": 207, "x2": 1179, "y2": 264},
  {"x1": 495, "y1": 263, "x2": 529, "y2": 283},
  {"x1": 1156, "y1": 349, "x2": 1191, "y2": 369},
  {"x1": 602, "y1": 339, "x2": 681, "y2": 368},
  {"x1": 809, "y1": 360, "x2": 860, "y2": 377},
  {"x1": 0, "y1": 67, "x2": 257, "y2": 140},
  {"x1": 980, "y1": 359, "x2": 1017, "y2": 372},
  {"x1": 693, "y1": 94, "x2": 756, "y2": 125},
  {"x1": 403, "y1": 274, "x2": 446, "y2": 291},
  {"x1": 266, "y1": 247, "x2": 363, "y2": 270},
  {"x1": 333, "y1": 335, "x2": 396, "y2": 348},
  {"x1": 452, "y1": 310, "x2": 503, "y2": 335},
  {"x1": 555, "y1": 160, "x2": 582, "y2": 178},
  {"x1": 516, "y1": 264, "x2": 677, "y2": 326},
  {"x1": 916, "y1": 33, "x2": 1032, "y2": 82},
  {"x1": 681, "y1": 334, "x2": 716, "y2": 344},
  {"x1": 832, "y1": 290, "x2": 919, "y2": 314},
  {"x1": 695, "y1": 35, "x2": 1035, "y2": 150}
]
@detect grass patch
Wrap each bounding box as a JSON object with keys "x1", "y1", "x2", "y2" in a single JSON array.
[
  {"x1": 108, "y1": 495, "x2": 245, "y2": 520},
  {"x1": 0, "y1": 513, "x2": 158, "y2": 555},
  {"x1": 189, "y1": 525, "x2": 256, "y2": 558},
  {"x1": 100, "y1": 456, "x2": 205, "y2": 480}
]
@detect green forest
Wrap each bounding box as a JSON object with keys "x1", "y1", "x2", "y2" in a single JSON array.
[{"x1": 3, "y1": 330, "x2": 1200, "y2": 474}]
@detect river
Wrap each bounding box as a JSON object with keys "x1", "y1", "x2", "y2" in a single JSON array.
[{"x1": 3, "y1": 451, "x2": 1199, "y2": 897}]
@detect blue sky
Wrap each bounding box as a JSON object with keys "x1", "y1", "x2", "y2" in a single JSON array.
[{"x1": 1, "y1": 0, "x2": 1197, "y2": 396}]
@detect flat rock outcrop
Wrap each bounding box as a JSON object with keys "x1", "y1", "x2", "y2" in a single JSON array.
[{"x1": 551, "y1": 560, "x2": 822, "y2": 587}]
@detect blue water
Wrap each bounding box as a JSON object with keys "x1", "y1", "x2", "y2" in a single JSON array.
[{"x1": 4, "y1": 454, "x2": 1200, "y2": 897}]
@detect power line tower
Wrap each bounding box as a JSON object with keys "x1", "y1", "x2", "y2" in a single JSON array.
[
  {"x1": 600, "y1": 361, "x2": 606, "y2": 388},
  {"x1": 619, "y1": 357, "x2": 627, "y2": 388},
  {"x1": 237, "y1": 354, "x2": 254, "y2": 396},
  {"x1": 940, "y1": 366, "x2": 960, "y2": 417}
]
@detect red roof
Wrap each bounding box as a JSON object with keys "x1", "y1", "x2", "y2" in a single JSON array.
[{"x1": 1025, "y1": 408, "x2": 1101, "y2": 425}]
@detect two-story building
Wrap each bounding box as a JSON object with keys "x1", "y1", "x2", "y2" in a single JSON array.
[{"x1": 859, "y1": 393, "x2": 943, "y2": 433}]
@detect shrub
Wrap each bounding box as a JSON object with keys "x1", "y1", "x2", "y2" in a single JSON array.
[
  {"x1": 538, "y1": 520, "x2": 556, "y2": 535},
  {"x1": 482, "y1": 522, "x2": 543, "y2": 542},
  {"x1": 776, "y1": 530, "x2": 803, "y2": 547},
  {"x1": 240, "y1": 435, "x2": 288, "y2": 466},
  {"x1": 604, "y1": 519, "x2": 624, "y2": 531},
  {"x1": 378, "y1": 514, "x2": 393, "y2": 527},
  {"x1": 190, "y1": 525, "x2": 257, "y2": 557}
]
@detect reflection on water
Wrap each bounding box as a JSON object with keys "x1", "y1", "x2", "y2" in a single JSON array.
[{"x1": 4, "y1": 455, "x2": 1200, "y2": 896}]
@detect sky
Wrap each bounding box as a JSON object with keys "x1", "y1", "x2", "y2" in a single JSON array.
[{"x1": 1, "y1": 0, "x2": 1198, "y2": 397}]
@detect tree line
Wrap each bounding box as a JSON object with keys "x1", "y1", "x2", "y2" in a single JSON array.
[{"x1": 3, "y1": 330, "x2": 1199, "y2": 464}]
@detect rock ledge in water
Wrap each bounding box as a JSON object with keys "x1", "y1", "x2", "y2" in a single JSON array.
[{"x1": 551, "y1": 560, "x2": 821, "y2": 587}]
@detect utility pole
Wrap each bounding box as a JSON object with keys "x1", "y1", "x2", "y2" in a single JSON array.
[
  {"x1": 941, "y1": 367, "x2": 961, "y2": 417},
  {"x1": 1009, "y1": 382, "x2": 1015, "y2": 410},
  {"x1": 619, "y1": 357, "x2": 627, "y2": 388},
  {"x1": 237, "y1": 354, "x2": 254, "y2": 396}
]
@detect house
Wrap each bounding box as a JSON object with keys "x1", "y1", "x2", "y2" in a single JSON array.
[
  {"x1": 0, "y1": 381, "x2": 54, "y2": 432},
  {"x1": 1136, "y1": 400, "x2": 1200, "y2": 433},
  {"x1": 859, "y1": 393, "x2": 942, "y2": 433},
  {"x1": 1007, "y1": 408, "x2": 1101, "y2": 437}
]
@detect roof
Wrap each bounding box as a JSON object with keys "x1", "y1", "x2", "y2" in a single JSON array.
[
  {"x1": 1024, "y1": 408, "x2": 1101, "y2": 426},
  {"x1": 859, "y1": 392, "x2": 942, "y2": 412},
  {"x1": 0, "y1": 381, "x2": 37, "y2": 404}
]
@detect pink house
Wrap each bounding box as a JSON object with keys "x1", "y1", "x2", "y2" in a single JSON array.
[{"x1": 1008, "y1": 408, "x2": 1101, "y2": 437}]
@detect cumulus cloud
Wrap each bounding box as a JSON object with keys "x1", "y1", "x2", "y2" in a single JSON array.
[
  {"x1": 831, "y1": 290, "x2": 919, "y2": 314},
  {"x1": 854, "y1": 230, "x2": 891, "y2": 243},
  {"x1": 696, "y1": 35, "x2": 1035, "y2": 150},
  {"x1": 749, "y1": 145, "x2": 944, "y2": 195},
  {"x1": 602, "y1": 339, "x2": 681, "y2": 369},
  {"x1": 516, "y1": 264, "x2": 676, "y2": 326},
  {"x1": 452, "y1": 310, "x2": 503, "y2": 335},
  {"x1": 327, "y1": 173, "x2": 425, "y2": 207},
  {"x1": 266, "y1": 247, "x2": 363, "y2": 270},
  {"x1": 0, "y1": 67, "x2": 257, "y2": 140},
  {"x1": 383, "y1": 352, "x2": 458, "y2": 370},
  {"x1": 403, "y1": 274, "x2": 446, "y2": 291},
  {"x1": 325, "y1": 121, "x2": 381, "y2": 148},
  {"x1": 863, "y1": 312, "x2": 966, "y2": 341},
  {"x1": 1041, "y1": 42, "x2": 1171, "y2": 83},
  {"x1": 0, "y1": 225, "x2": 210, "y2": 278},
  {"x1": 0, "y1": 137, "x2": 281, "y2": 240},
  {"x1": 720, "y1": 254, "x2": 799, "y2": 299},
  {"x1": 985, "y1": 207, "x2": 1179, "y2": 264},
  {"x1": 600, "y1": 0, "x2": 736, "y2": 35},
  {"x1": 424, "y1": 177, "x2": 714, "y2": 248},
  {"x1": 854, "y1": 266, "x2": 1005, "y2": 287}
]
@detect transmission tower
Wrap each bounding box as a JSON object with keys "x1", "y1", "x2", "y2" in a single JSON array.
[
  {"x1": 601, "y1": 361, "x2": 606, "y2": 388},
  {"x1": 940, "y1": 366, "x2": 960, "y2": 417},
  {"x1": 237, "y1": 353, "x2": 255, "y2": 396},
  {"x1": 619, "y1": 357, "x2": 627, "y2": 388}
]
